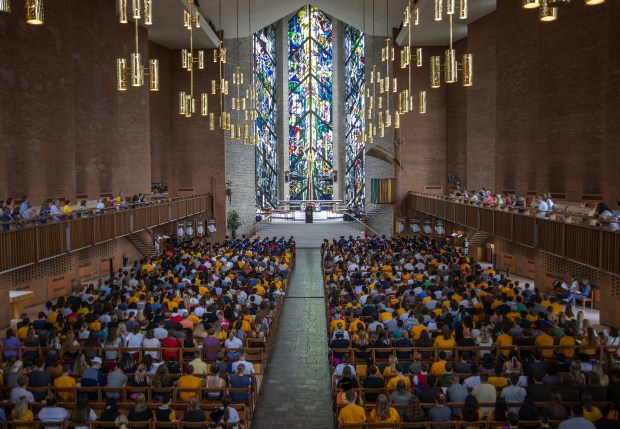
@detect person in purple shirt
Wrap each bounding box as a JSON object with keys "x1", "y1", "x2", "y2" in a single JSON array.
[
  {"x1": 203, "y1": 327, "x2": 221, "y2": 361},
  {"x1": 3, "y1": 329, "x2": 21, "y2": 359}
]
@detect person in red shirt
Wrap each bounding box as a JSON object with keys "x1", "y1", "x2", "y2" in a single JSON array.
[{"x1": 161, "y1": 331, "x2": 182, "y2": 361}]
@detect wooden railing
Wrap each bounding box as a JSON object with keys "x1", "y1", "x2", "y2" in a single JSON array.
[
  {"x1": 0, "y1": 194, "x2": 212, "y2": 273},
  {"x1": 409, "y1": 192, "x2": 620, "y2": 276}
]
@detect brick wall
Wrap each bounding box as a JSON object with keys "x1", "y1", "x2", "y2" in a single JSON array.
[{"x1": 393, "y1": 45, "x2": 447, "y2": 215}]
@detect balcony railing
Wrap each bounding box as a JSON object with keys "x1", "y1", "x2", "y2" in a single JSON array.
[
  {"x1": 409, "y1": 192, "x2": 620, "y2": 276},
  {"x1": 0, "y1": 194, "x2": 212, "y2": 273}
]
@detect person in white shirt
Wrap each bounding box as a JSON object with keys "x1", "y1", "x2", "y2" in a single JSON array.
[
  {"x1": 536, "y1": 197, "x2": 549, "y2": 217},
  {"x1": 231, "y1": 352, "x2": 255, "y2": 375}
]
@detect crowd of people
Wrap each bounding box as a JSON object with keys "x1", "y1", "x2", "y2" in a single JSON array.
[
  {"x1": 0, "y1": 236, "x2": 295, "y2": 428},
  {"x1": 450, "y1": 190, "x2": 619, "y2": 230},
  {"x1": 0, "y1": 194, "x2": 152, "y2": 231},
  {"x1": 323, "y1": 235, "x2": 620, "y2": 429}
]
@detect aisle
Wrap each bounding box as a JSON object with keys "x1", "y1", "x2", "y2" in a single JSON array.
[{"x1": 251, "y1": 249, "x2": 334, "y2": 429}]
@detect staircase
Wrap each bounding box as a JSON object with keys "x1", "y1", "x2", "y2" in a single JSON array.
[
  {"x1": 126, "y1": 230, "x2": 158, "y2": 257},
  {"x1": 363, "y1": 204, "x2": 389, "y2": 223},
  {"x1": 255, "y1": 219, "x2": 365, "y2": 248},
  {"x1": 467, "y1": 229, "x2": 492, "y2": 247}
]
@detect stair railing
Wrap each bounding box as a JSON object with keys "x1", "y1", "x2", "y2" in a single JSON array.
[{"x1": 238, "y1": 214, "x2": 274, "y2": 238}]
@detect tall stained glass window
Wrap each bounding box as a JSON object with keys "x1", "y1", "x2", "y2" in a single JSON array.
[
  {"x1": 254, "y1": 25, "x2": 278, "y2": 209},
  {"x1": 288, "y1": 5, "x2": 333, "y2": 201},
  {"x1": 344, "y1": 25, "x2": 365, "y2": 208}
]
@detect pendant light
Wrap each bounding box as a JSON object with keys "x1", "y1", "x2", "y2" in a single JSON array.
[{"x1": 25, "y1": 0, "x2": 43, "y2": 25}]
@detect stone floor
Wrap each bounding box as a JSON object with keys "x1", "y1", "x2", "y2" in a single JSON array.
[{"x1": 251, "y1": 248, "x2": 334, "y2": 429}]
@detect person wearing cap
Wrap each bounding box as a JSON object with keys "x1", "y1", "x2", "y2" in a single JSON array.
[{"x1": 80, "y1": 357, "x2": 107, "y2": 399}]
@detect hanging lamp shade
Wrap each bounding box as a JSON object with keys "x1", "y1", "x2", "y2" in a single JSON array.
[
  {"x1": 547, "y1": 0, "x2": 571, "y2": 5},
  {"x1": 462, "y1": 54, "x2": 473, "y2": 87},
  {"x1": 0, "y1": 0, "x2": 11, "y2": 14},
  {"x1": 522, "y1": 0, "x2": 540, "y2": 8},
  {"x1": 585, "y1": 0, "x2": 605, "y2": 4},
  {"x1": 540, "y1": 1, "x2": 558, "y2": 21},
  {"x1": 25, "y1": 0, "x2": 44, "y2": 25}
]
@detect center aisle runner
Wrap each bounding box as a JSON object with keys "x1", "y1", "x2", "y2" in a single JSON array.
[{"x1": 251, "y1": 248, "x2": 334, "y2": 429}]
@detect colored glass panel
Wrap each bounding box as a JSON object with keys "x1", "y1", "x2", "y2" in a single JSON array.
[
  {"x1": 288, "y1": 5, "x2": 333, "y2": 200},
  {"x1": 345, "y1": 25, "x2": 365, "y2": 208},
  {"x1": 254, "y1": 25, "x2": 278, "y2": 209}
]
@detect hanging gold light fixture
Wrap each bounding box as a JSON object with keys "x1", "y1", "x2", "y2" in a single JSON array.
[
  {"x1": 247, "y1": 0, "x2": 257, "y2": 145},
  {"x1": 547, "y1": 0, "x2": 572, "y2": 6},
  {"x1": 229, "y1": 0, "x2": 249, "y2": 143},
  {"x1": 212, "y1": 0, "x2": 229, "y2": 131},
  {"x1": 0, "y1": 0, "x2": 11, "y2": 14},
  {"x1": 539, "y1": 0, "x2": 558, "y2": 21},
  {"x1": 25, "y1": 0, "x2": 43, "y2": 25},
  {"x1": 524, "y1": 0, "x2": 604, "y2": 21},
  {"x1": 522, "y1": 0, "x2": 541, "y2": 7},
  {"x1": 379, "y1": 0, "x2": 396, "y2": 130},
  {"x1": 178, "y1": 0, "x2": 209, "y2": 119},
  {"x1": 116, "y1": 0, "x2": 158, "y2": 92},
  {"x1": 430, "y1": 0, "x2": 472, "y2": 88},
  {"x1": 365, "y1": 0, "x2": 378, "y2": 144},
  {"x1": 398, "y1": 3, "x2": 427, "y2": 117}
]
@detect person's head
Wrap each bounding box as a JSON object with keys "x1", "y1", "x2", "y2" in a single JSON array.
[
  {"x1": 405, "y1": 395, "x2": 424, "y2": 422},
  {"x1": 187, "y1": 396, "x2": 200, "y2": 410},
  {"x1": 375, "y1": 394, "x2": 391, "y2": 420},
  {"x1": 46, "y1": 393, "x2": 58, "y2": 407},
  {"x1": 509, "y1": 372, "x2": 519, "y2": 386},
  {"x1": 507, "y1": 412, "x2": 519, "y2": 428},
  {"x1": 72, "y1": 393, "x2": 91, "y2": 422},
  {"x1": 115, "y1": 414, "x2": 129, "y2": 429},
  {"x1": 435, "y1": 390, "x2": 447, "y2": 405},
  {"x1": 494, "y1": 397, "x2": 508, "y2": 421},
  {"x1": 133, "y1": 393, "x2": 147, "y2": 411},
  {"x1": 17, "y1": 374, "x2": 28, "y2": 387},
  {"x1": 345, "y1": 389, "x2": 357, "y2": 404},
  {"x1": 462, "y1": 394, "x2": 479, "y2": 422},
  {"x1": 570, "y1": 405, "x2": 584, "y2": 418}
]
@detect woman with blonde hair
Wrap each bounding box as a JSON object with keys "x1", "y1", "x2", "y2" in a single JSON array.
[
  {"x1": 383, "y1": 355, "x2": 399, "y2": 375},
  {"x1": 127, "y1": 393, "x2": 153, "y2": 428},
  {"x1": 130, "y1": 364, "x2": 150, "y2": 387},
  {"x1": 182, "y1": 396, "x2": 206, "y2": 422},
  {"x1": 582, "y1": 326, "x2": 599, "y2": 356},
  {"x1": 476, "y1": 325, "x2": 493, "y2": 358},
  {"x1": 12, "y1": 397, "x2": 33, "y2": 429},
  {"x1": 368, "y1": 393, "x2": 401, "y2": 423},
  {"x1": 193, "y1": 321, "x2": 207, "y2": 341}
]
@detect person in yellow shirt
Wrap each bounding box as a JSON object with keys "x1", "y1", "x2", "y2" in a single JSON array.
[
  {"x1": 434, "y1": 326, "x2": 456, "y2": 357},
  {"x1": 495, "y1": 331, "x2": 513, "y2": 358},
  {"x1": 582, "y1": 393, "x2": 603, "y2": 422},
  {"x1": 386, "y1": 365, "x2": 412, "y2": 390},
  {"x1": 379, "y1": 310, "x2": 393, "y2": 323},
  {"x1": 177, "y1": 365, "x2": 202, "y2": 402},
  {"x1": 411, "y1": 319, "x2": 429, "y2": 340},
  {"x1": 430, "y1": 352, "x2": 448, "y2": 375},
  {"x1": 368, "y1": 394, "x2": 401, "y2": 423},
  {"x1": 62, "y1": 200, "x2": 73, "y2": 215},
  {"x1": 348, "y1": 315, "x2": 366, "y2": 333},
  {"x1": 53, "y1": 365, "x2": 77, "y2": 401},
  {"x1": 337, "y1": 390, "x2": 366, "y2": 427},
  {"x1": 11, "y1": 397, "x2": 33, "y2": 429},
  {"x1": 535, "y1": 329, "x2": 555, "y2": 358},
  {"x1": 559, "y1": 328, "x2": 577, "y2": 359}
]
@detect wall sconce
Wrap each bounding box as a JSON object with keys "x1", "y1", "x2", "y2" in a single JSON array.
[
  {"x1": 284, "y1": 171, "x2": 289, "y2": 183},
  {"x1": 333, "y1": 170, "x2": 338, "y2": 183}
]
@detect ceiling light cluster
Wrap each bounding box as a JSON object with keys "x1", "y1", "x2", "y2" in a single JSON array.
[
  {"x1": 430, "y1": 0, "x2": 472, "y2": 88},
  {"x1": 1, "y1": 0, "x2": 44, "y2": 25},
  {"x1": 116, "y1": 0, "x2": 159, "y2": 92},
  {"x1": 523, "y1": 0, "x2": 606, "y2": 23}
]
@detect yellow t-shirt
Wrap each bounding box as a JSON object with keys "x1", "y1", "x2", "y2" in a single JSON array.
[
  {"x1": 63, "y1": 205, "x2": 72, "y2": 214},
  {"x1": 434, "y1": 336, "x2": 456, "y2": 350},
  {"x1": 583, "y1": 406, "x2": 602, "y2": 422},
  {"x1": 430, "y1": 360, "x2": 447, "y2": 375},
  {"x1": 337, "y1": 404, "x2": 367, "y2": 425},
  {"x1": 14, "y1": 410, "x2": 33, "y2": 429},
  {"x1": 411, "y1": 325, "x2": 428, "y2": 340},
  {"x1": 559, "y1": 336, "x2": 576, "y2": 358},
  {"x1": 496, "y1": 333, "x2": 513, "y2": 357},
  {"x1": 488, "y1": 376, "x2": 508, "y2": 388},
  {"x1": 177, "y1": 375, "x2": 202, "y2": 402},
  {"x1": 54, "y1": 375, "x2": 77, "y2": 401},
  {"x1": 387, "y1": 375, "x2": 412, "y2": 390},
  {"x1": 535, "y1": 333, "x2": 555, "y2": 358},
  {"x1": 368, "y1": 407, "x2": 401, "y2": 423}
]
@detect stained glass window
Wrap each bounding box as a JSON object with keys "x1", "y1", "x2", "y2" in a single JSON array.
[
  {"x1": 344, "y1": 25, "x2": 365, "y2": 208},
  {"x1": 254, "y1": 25, "x2": 278, "y2": 209},
  {"x1": 288, "y1": 6, "x2": 333, "y2": 200}
]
